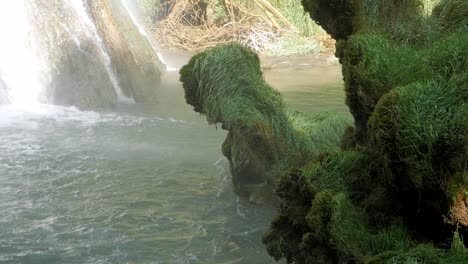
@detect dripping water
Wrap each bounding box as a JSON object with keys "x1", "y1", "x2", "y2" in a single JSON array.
[
  {"x1": 69, "y1": 0, "x2": 134, "y2": 103},
  {"x1": 120, "y1": 0, "x2": 177, "y2": 72}
]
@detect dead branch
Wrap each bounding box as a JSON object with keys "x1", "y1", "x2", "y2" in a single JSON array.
[{"x1": 152, "y1": 0, "x2": 303, "y2": 51}]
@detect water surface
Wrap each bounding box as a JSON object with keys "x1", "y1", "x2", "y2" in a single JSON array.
[{"x1": 0, "y1": 65, "x2": 346, "y2": 263}]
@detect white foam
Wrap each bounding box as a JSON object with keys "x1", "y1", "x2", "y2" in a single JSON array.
[{"x1": 0, "y1": 1, "x2": 43, "y2": 106}]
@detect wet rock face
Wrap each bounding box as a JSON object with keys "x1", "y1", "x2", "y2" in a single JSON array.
[
  {"x1": 87, "y1": 0, "x2": 164, "y2": 103},
  {"x1": 29, "y1": 0, "x2": 163, "y2": 109},
  {"x1": 48, "y1": 38, "x2": 118, "y2": 109},
  {"x1": 31, "y1": 0, "x2": 118, "y2": 109}
]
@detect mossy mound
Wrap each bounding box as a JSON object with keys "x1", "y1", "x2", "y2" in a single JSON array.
[
  {"x1": 180, "y1": 43, "x2": 351, "y2": 201},
  {"x1": 433, "y1": 0, "x2": 468, "y2": 31},
  {"x1": 264, "y1": 0, "x2": 468, "y2": 263},
  {"x1": 265, "y1": 150, "x2": 467, "y2": 263}
]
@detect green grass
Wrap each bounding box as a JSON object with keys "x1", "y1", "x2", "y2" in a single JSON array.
[
  {"x1": 263, "y1": 0, "x2": 468, "y2": 263},
  {"x1": 433, "y1": 0, "x2": 468, "y2": 30},
  {"x1": 180, "y1": 43, "x2": 351, "y2": 198},
  {"x1": 329, "y1": 193, "x2": 411, "y2": 261}
]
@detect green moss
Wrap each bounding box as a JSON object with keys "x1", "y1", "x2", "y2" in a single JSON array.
[
  {"x1": 330, "y1": 194, "x2": 411, "y2": 262},
  {"x1": 433, "y1": 0, "x2": 468, "y2": 31},
  {"x1": 301, "y1": 0, "x2": 435, "y2": 42},
  {"x1": 180, "y1": 43, "x2": 351, "y2": 199},
  {"x1": 368, "y1": 242, "x2": 468, "y2": 264},
  {"x1": 300, "y1": 0, "x2": 357, "y2": 40},
  {"x1": 369, "y1": 77, "x2": 466, "y2": 193},
  {"x1": 301, "y1": 150, "x2": 368, "y2": 193},
  {"x1": 451, "y1": 231, "x2": 466, "y2": 253},
  {"x1": 263, "y1": 0, "x2": 467, "y2": 263},
  {"x1": 306, "y1": 190, "x2": 333, "y2": 242}
]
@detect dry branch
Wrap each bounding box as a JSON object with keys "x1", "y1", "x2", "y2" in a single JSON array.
[{"x1": 153, "y1": 0, "x2": 300, "y2": 51}]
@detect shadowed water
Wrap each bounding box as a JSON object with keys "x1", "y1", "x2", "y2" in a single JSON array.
[
  {"x1": 265, "y1": 64, "x2": 348, "y2": 114},
  {"x1": 0, "y1": 65, "x2": 346, "y2": 263}
]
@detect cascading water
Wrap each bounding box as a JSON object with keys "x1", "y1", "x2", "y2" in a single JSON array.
[
  {"x1": 0, "y1": 1, "x2": 43, "y2": 106},
  {"x1": 121, "y1": 0, "x2": 177, "y2": 72},
  {"x1": 0, "y1": 0, "x2": 168, "y2": 109},
  {"x1": 69, "y1": 0, "x2": 133, "y2": 103}
]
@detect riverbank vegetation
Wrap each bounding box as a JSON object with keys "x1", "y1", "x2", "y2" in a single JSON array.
[
  {"x1": 180, "y1": 43, "x2": 351, "y2": 203},
  {"x1": 262, "y1": 0, "x2": 467, "y2": 263},
  {"x1": 136, "y1": 0, "x2": 333, "y2": 55},
  {"x1": 180, "y1": 0, "x2": 467, "y2": 263}
]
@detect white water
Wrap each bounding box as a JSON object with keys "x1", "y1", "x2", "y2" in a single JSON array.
[
  {"x1": 0, "y1": 0, "x2": 43, "y2": 106},
  {"x1": 120, "y1": 0, "x2": 177, "y2": 72},
  {"x1": 0, "y1": 75, "x2": 278, "y2": 263},
  {"x1": 69, "y1": 0, "x2": 134, "y2": 103}
]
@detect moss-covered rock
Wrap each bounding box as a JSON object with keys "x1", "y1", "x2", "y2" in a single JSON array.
[
  {"x1": 263, "y1": 0, "x2": 468, "y2": 263},
  {"x1": 300, "y1": 0, "x2": 357, "y2": 40},
  {"x1": 180, "y1": 43, "x2": 351, "y2": 200},
  {"x1": 179, "y1": 1, "x2": 467, "y2": 262}
]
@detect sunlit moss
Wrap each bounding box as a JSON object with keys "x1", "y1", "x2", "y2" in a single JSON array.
[
  {"x1": 180, "y1": 43, "x2": 351, "y2": 199},
  {"x1": 263, "y1": 0, "x2": 468, "y2": 263}
]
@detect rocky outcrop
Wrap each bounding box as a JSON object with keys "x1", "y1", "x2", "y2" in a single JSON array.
[
  {"x1": 31, "y1": 0, "x2": 118, "y2": 109},
  {"x1": 263, "y1": 1, "x2": 468, "y2": 263},
  {"x1": 28, "y1": 0, "x2": 164, "y2": 109},
  {"x1": 87, "y1": 0, "x2": 164, "y2": 103},
  {"x1": 180, "y1": 43, "x2": 351, "y2": 203}
]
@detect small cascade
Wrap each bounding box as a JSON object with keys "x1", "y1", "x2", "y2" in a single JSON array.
[
  {"x1": 120, "y1": 0, "x2": 177, "y2": 72},
  {"x1": 0, "y1": 0, "x2": 43, "y2": 106},
  {"x1": 69, "y1": 0, "x2": 133, "y2": 103},
  {"x1": 0, "y1": 0, "x2": 163, "y2": 109}
]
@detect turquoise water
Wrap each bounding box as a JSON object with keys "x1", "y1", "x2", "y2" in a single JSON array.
[{"x1": 0, "y1": 68, "x2": 345, "y2": 263}]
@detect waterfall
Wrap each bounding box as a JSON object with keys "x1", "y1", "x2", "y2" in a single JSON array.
[
  {"x1": 0, "y1": 0, "x2": 164, "y2": 109},
  {"x1": 120, "y1": 0, "x2": 177, "y2": 72},
  {"x1": 69, "y1": 0, "x2": 133, "y2": 103},
  {"x1": 0, "y1": 0, "x2": 43, "y2": 106}
]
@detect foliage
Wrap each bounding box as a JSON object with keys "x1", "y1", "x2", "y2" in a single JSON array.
[
  {"x1": 135, "y1": 0, "x2": 327, "y2": 54},
  {"x1": 263, "y1": 0, "x2": 468, "y2": 263},
  {"x1": 136, "y1": 0, "x2": 171, "y2": 24},
  {"x1": 180, "y1": 43, "x2": 351, "y2": 199},
  {"x1": 262, "y1": 33, "x2": 321, "y2": 56},
  {"x1": 268, "y1": 0, "x2": 323, "y2": 37},
  {"x1": 433, "y1": 0, "x2": 468, "y2": 31}
]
